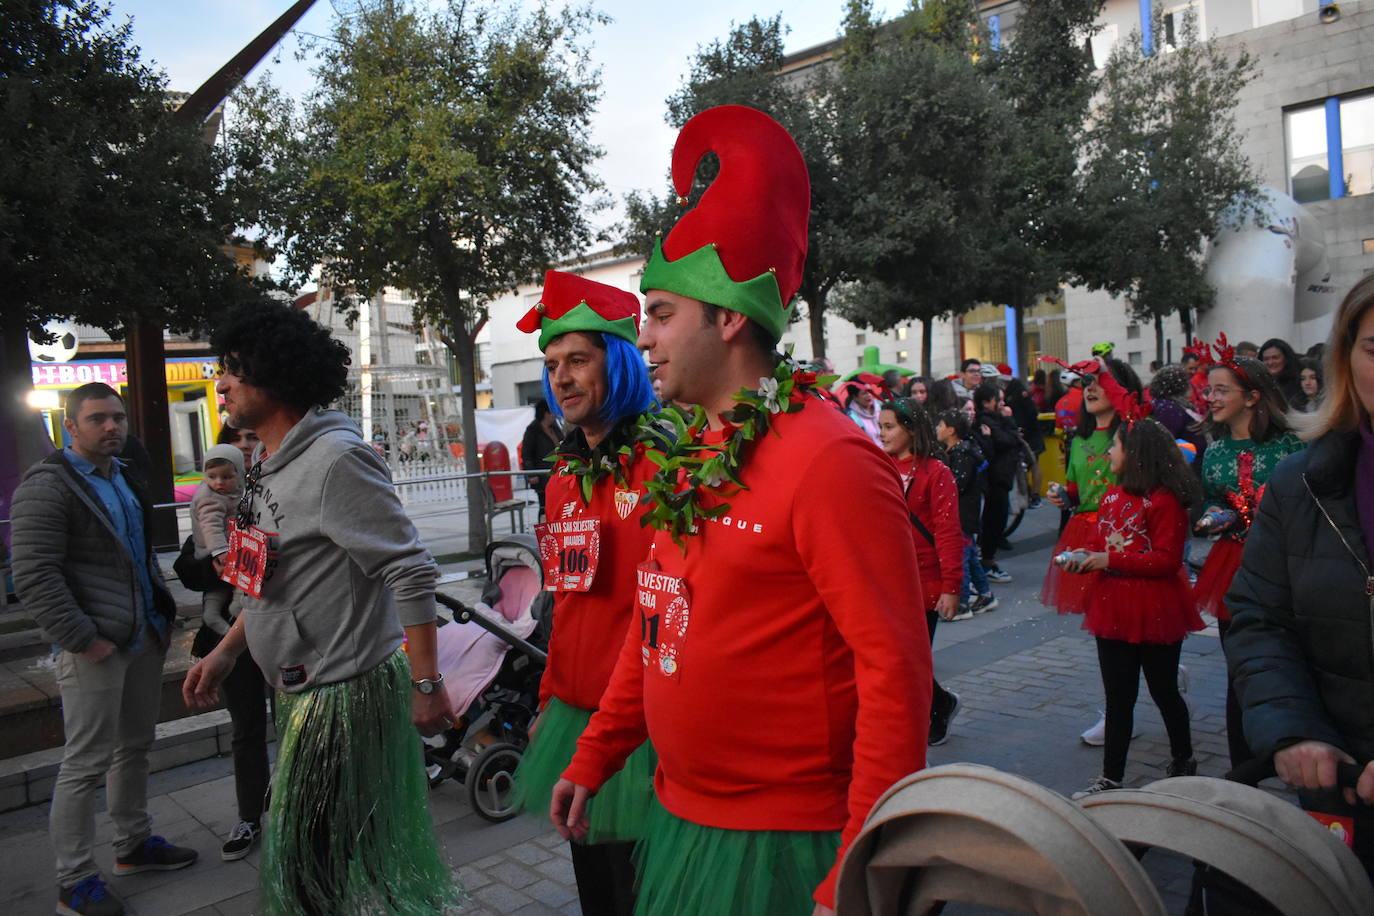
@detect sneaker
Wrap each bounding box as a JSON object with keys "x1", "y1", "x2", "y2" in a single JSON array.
[
  {"x1": 1079, "y1": 712, "x2": 1142, "y2": 746},
  {"x1": 220, "y1": 821, "x2": 260, "y2": 862},
  {"x1": 985, "y1": 567, "x2": 1013, "y2": 583},
  {"x1": 971, "y1": 593, "x2": 999, "y2": 614},
  {"x1": 1166, "y1": 756, "x2": 1198, "y2": 778},
  {"x1": 950, "y1": 603, "x2": 975, "y2": 621},
  {"x1": 1029, "y1": 497, "x2": 1043, "y2": 509},
  {"x1": 113, "y1": 835, "x2": 198, "y2": 875},
  {"x1": 928, "y1": 691, "x2": 961, "y2": 746},
  {"x1": 1071, "y1": 775, "x2": 1123, "y2": 800},
  {"x1": 57, "y1": 875, "x2": 124, "y2": 916}
]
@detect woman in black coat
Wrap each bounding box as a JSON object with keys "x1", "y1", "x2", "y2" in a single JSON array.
[{"x1": 1226, "y1": 273, "x2": 1374, "y2": 877}]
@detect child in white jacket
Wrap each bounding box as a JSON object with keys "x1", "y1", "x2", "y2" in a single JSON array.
[{"x1": 191, "y1": 443, "x2": 244, "y2": 635}]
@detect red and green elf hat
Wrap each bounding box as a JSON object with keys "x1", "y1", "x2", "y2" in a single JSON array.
[
  {"x1": 516, "y1": 270, "x2": 641, "y2": 351},
  {"x1": 640, "y1": 105, "x2": 810, "y2": 342}
]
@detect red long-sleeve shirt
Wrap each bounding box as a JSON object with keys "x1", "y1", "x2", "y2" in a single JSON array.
[
  {"x1": 537, "y1": 441, "x2": 656, "y2": 712},
  {"x1": 894, "y1": 454, "x2": 965, "y2": 605},
  {"x1": 562, "y1": 399, "x2": 931, "y2": 908}
]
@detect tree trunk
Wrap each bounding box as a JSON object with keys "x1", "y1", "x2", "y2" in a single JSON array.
[
  {"x1": 440, "y1": 303, "x2": 488, "y2": 556},
  {"x1": 808, "y1": 291, "x2": 827, "y2": 361},
  {"x1": 1154, "y1": 315, "x2": 1165, "y2": 366},
  {"x1": 1179, "y1": 305, "x2": 1193, "y2": 343},
  {"x1": 1, "y1": 312, "x2": 56, "y2": 546},
  {"x1": 920, "y1": 315, "x2": 934, "y2": 378},
  {"x1": 1013, "y1": 301, "x2": 1027, "y2": 378}
]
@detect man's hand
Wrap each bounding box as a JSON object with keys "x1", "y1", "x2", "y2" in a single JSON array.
[
  {"x1": 80, "y1": 637, "x2": 116, "y2": 663},
  {"x1": 182, "y1": 649, "x2": 235, "y2": 709},
  {"x1": 934, "y1": 593, "x2": 960, "y2": 620},
  {"x1": 550, "y1": 778, "x2": 591, "y2": 841},
  {"x1": 1274, "y1": 739, "x2": 1359, "y2": 804},
  {"x1": 412, "y1": 688, "x2": 457, "y2": 737}
]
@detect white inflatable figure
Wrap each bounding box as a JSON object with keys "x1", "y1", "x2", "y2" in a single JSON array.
[{"x1": 1201, "y1": 188, "x2": 1339, "y2": 346}]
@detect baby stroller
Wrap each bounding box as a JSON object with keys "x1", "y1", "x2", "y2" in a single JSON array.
[{"x1": 423, "y1": 533, "x2": 552, "y2": 822}]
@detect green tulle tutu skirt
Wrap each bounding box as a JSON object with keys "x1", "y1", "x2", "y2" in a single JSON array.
[
  {"x1": 632, "y1": 798, "x2": 840, "y2": 915},
  {"x1": 261, "y1": 650, "x2": 461, "y2": 915},
  {"x1": 511, "y1": 696, "x2": 657, "y2": 844}
]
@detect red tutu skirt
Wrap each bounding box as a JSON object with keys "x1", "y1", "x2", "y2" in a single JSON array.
[
  {"x1": 1040, "y1": 512, "x2": 1101, "y2": 615},
  {"x1": 1193, "y1": 538, "x2": 1244, "y2": 621},
  {"x1": 1084, "y1": 569, "x2": 1204, "y2": 644}
]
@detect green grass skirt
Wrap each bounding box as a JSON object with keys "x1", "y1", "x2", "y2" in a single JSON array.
[
  {"x1": 511, "y1": 696, "x2": 657, "y2": 844},
  {"x1": 632, "y1": 798, "x2": 840, "y2": 915},
  {"x1": 261, "y1": 650, "x2": 461, "y2": 915}
]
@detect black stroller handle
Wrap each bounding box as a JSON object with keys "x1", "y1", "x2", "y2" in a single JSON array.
[
  {"x1": 435, "y1": 592, "x2": 548, "y2": 664},
  {"x1": 1227, "y1": 756, "x2": 1366, "y2": 790}
]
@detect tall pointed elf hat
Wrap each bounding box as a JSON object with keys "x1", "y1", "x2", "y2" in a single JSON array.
[
  {"x1": 516, "y1": 270, "x2": 641, "y2": 351},
  {"x1": 640, "y1": 105, "x2": 810, "y2": 341}
]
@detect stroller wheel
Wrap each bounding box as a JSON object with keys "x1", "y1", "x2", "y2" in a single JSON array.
[{"x1": 466, "y1": 742, "x2": 524, "y2": 823}]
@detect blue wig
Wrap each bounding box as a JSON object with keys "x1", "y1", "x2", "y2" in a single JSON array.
[{"x1": 542, "y1": 332, "x2": 656, "y2": 423}]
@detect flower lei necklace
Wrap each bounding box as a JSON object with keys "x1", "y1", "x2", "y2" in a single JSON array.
[
  {"x1": 637, "y1": 357, "x2": 837, "y2": 549},
  {"x1": 549, "y1": 418, "x2": 641, "y2": 505}
]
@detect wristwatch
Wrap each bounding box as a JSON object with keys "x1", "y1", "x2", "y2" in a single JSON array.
[{"x1": 412, "y1": 673, "x2": 445, "y2": 695}]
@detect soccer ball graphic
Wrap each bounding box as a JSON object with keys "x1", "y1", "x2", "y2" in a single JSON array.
[{"x1": 29, "y1": 321, "x2": 80, "y2": 363}]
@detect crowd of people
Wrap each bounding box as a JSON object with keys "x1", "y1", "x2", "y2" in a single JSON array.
[{"x1": 9, "y1": 101, "x2": 1374, "y2": 916}]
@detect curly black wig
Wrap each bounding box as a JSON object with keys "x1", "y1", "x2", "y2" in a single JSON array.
[{"x1": 211, "y1": 299, "x2": 351, "y2": 412}]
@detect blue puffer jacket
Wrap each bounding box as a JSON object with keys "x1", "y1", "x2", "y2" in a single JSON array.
[{"x1": 11, "y1": 451, "x2": 175, "y2": 653}]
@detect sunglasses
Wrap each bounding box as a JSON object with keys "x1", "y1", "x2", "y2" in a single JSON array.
[{"x1": 235, "y1": 460, "x2": 263, "y2": 530}]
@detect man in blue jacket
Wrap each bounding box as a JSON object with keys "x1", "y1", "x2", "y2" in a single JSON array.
[{"x1": 12, "y1": 382, "x2": 197, "y2": 916}]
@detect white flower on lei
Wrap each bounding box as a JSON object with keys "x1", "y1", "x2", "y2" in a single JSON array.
[{"x1": 758, "y1": 376, "x2": 783, "y2": 413}]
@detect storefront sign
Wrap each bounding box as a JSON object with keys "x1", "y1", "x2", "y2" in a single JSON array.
[{"x1": 31, "y1": 358, "x2": 219, "y2": 389}]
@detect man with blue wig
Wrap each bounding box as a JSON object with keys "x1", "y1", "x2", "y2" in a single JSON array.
[{"x1": 511, "y1": 270, "x2": 658, "y2": 915}]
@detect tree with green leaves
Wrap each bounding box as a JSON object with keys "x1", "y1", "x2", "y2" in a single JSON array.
[
  {"x1": 223, "y1": 0, "x2": 605, "y2": 552},
  {"x1": 618, "y1": 14, "x2": 847, "y2": 359},
  {"x1": 1, "y1": 0, "x2": 266, "y2": 479},
  {"x1": 827, "y1": 0, "x2": 1010, "y2": 375},
  {"x1": 1069, "y1": 5, "x2": 1261, "y2": 347}
]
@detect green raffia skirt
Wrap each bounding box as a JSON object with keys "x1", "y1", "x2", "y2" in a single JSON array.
[
  {"x1": 632, "y1": 798, "x2": 840, "y2": 916},
  {"x1": 510, "y1": 696, "x2": 657, "y2": 844},
  {"x1": 260, "y1": 650, "x2": 462, "y2": 916}
]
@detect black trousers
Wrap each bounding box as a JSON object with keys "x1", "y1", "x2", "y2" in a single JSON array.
[
  {"x1": 1096, "y1": 637, "x2": 1192, "y2": 782},
  {"x1": 221, "y1": 646, "x2": 271, "y2": 823},
  {"x1": 926, "y1": 611, "x2": 952, "y2": 711},
  {"x1": 1216, "y1": 617, "x2": 1254, "y2": 769},
  {"x1": 980, "y1": 484, "x2": 1010, "y2": 566},
  {"x1": 570, "y1": 840, "x2": 637, "y2": 916}
]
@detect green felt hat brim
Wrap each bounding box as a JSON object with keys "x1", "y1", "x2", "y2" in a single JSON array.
[
  {"x1": 538, "y1": 302, "x2": 639, "y2": 351},
  {"x1": 639, "y1": 239, "x2": 790, "y2": 341}
]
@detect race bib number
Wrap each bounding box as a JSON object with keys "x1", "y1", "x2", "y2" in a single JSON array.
[
  {"x1": 536, "y1": 518, "x2": 602, "y2": 592},
  {"x1": 636, "y1": 561, "x2": 690, "y2": 681},
  {"x1": 222, "y1": 524, "x2": 276, "y2": 599}
]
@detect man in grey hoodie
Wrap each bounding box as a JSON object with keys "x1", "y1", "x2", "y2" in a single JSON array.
[
  {"x1": 182, "y1": 300, "x2": 458, "y2": 915},
  {"x1": 12, "y1": 382, "x2": 198, "y2": 916}
]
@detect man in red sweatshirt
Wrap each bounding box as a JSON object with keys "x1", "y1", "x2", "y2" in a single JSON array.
[
  {"x1": 550, "y1": 105, "x2": 931, "y2": 915},
  {"x1": 511, "y1": 271, "x2": 658, "y2": 915}
]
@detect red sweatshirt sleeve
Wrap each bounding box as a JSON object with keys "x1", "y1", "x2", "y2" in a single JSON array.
[
  {"x1": 1106, "y1": 490, "x2": 1188, "y2": 578},
  {"x1": 794, "y1": 441, "x2": 931, "y2": 907},
  {"x1": 560, "y1": 605, "x2": 650, "y2": 791},
  {"x1": 926, "y1": 462, "x2": 966, "y2": 597}
]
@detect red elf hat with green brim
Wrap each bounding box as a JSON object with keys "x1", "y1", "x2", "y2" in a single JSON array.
[
  {"x1": 640, "y1": 105, "x2": 810, "y2": 342},
  {"x1": 516, "y1": 270, "x2": 641, "y2": 352}
]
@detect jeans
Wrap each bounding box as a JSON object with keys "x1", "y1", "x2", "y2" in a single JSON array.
[
  {"x1": 961, "y1": 538, "x2": 990, "y2": 603},
  {"x1": 51, "y1": 636, "x2": 165, "y2": 886}
]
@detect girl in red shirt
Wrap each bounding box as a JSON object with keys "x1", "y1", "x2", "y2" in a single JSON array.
[
  {"x1": 1061, "y1": 416, "x2": 1204, "y2": 797},
  {"x1": 878, "y1": 398, "x2": 966, "y2": 746}
]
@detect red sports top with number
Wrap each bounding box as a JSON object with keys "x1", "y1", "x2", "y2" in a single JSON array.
[
  {"x1": 538, "y1": 428, "x2": 657, "y2": 712},
  {"x1": 562, "y1": 398, "x2": 931, "y2": 908}
]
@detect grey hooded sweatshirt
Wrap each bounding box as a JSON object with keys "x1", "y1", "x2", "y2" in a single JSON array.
[{"x1": 239, "y1": 407, "x2": 437, "y2": 692}]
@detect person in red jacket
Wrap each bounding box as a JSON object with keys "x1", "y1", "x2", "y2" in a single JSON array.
[
  {"x1": 549, "y1": 106, "x2": 930, "y2": 916},
  {"x1": 878, "y1": 397, "x2": 965, "y2": 746},
  {"x1": 1059, "y1": 410, "x2": 1204, "y2": 798},
  {"x1": 511, "y1": 270, "x2": 659, "y2": 915}
]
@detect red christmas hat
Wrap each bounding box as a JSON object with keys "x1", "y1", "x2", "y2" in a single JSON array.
[
  {"x1": 640, "y1": 105, "x2": 810, "y2": 340},
  {"x1": 516, "y1": 270, "x2": 640, "y2": 351}
]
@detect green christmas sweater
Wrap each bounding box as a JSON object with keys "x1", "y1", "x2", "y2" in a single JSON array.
[{"x1": 1200, "y1": 432, "x2": 1306, "y2": 539}]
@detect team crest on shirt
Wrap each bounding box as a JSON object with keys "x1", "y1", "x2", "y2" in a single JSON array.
[{"x1": 614, "y1": 488, "x2": 640, "y2": 520}]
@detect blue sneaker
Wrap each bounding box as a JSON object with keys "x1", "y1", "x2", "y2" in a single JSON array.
[
  {"x1": 57, "y1": 875, "x2": 124, "y2": 916},
  {"x1": 113, "y1": 835, "x2": 198, "y2": 875}
]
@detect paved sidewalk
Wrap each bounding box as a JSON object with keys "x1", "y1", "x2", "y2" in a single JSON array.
[{"x1": 0, "y1": 505, "x2": 1284, "y2": 913}]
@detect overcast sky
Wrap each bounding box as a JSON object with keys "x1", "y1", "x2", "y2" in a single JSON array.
[{"x1": 111, "y1": 0, "x2": 856, "y2": 233}]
